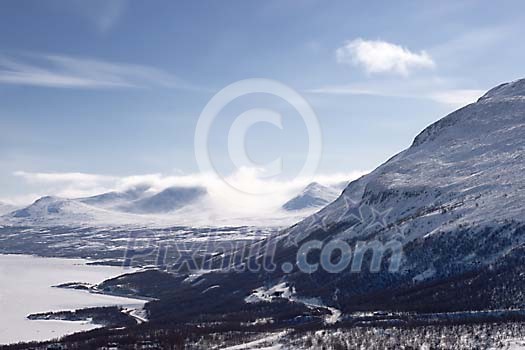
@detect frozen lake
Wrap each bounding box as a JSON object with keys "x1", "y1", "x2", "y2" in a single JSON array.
[{"x1": 0, "y1": 254, "x2": 145, "y2": 345}]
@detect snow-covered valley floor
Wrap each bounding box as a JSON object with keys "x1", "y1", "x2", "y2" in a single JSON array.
[{"x1": 0, "y1": 254, "x2": 145, "y2": 345}]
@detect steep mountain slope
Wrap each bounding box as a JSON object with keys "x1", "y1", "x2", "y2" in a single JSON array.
[
  {"x1": 266, "y1": 78, "x2": 525, "y2": 311},
  {"x1": 282, "y1": 182, "x2": 342, "y2": 211},
  {"x1": 281, "y1": 82, "x2": 525, "y2": 244},
  {"x1": 135, "y1": 79, "x2": 525, "y2": 323}
]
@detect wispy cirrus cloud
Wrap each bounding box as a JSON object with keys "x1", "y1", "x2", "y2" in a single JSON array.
[
  {"x1": 336, "y1": 38, "x2": 435, "y2": 76},
  {"x1": 307, "y1": 82, "x2": 485, "y2": 108},
  {"x1": 93, "y1": 0, "x2": 127, "y2": 33},
  {"x1": 0, "y1": 53, "x2": 180, "y2": 89},
  {"x1": 428, "y1": 89, "x2": 485, "y2": 106},
  {"x1": 13, "y1": 171, "x2": 117, "y2": 185},
  {"x1": 56, "y1": 0, "x2": 127, "y2": 34}
]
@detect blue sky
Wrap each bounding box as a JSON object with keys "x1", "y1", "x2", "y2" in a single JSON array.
[{"x1": 1, "y1": 0, "x2": 525, "y2": 204}]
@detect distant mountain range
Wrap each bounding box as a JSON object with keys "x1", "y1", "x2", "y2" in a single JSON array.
[
  {"x1": 1, "y1": 181, "x2": 344, "y2": 227},
  {"x1": 3, "y1": 186, "x2": 209, "y2": 226}
]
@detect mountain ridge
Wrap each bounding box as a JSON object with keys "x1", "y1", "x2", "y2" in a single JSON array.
[
  {"x1": 133, "y1": 78, "x2": 525, "y2": 323},
  {"x1": 267, "y1": 77, "x2": 525, "y2": 310}
]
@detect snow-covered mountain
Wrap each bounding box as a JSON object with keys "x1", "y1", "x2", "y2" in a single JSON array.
[
  {"x1": 264, "y1": 78, "x2": 525, "y2": 311},
  {"x1": 78, "y1": 185, "x2": 150, "y2": 208},
  {"x1": 3, "y1": 186, "x2": 209, "y2": 226},
  {"x1": 151, "y1": 79, "x2": 525, "y2": 319},
  {"x1": 282, "y1": 79, "x2": 525, "y2": 246},
  {"x1": 79, "y1": 185, "x2": 207, "y2": 215},
  {"x1": 118, "y1": 186, "x2": 207, "y2": 214},
  {"x1": 1, "y1": 184, "x2": 309, "y2": 227},
  {"x1": 282, "y1": 182, "x2": 342, "y2": 211},
  {"x1": 7, "y1": 196, "x2": 139, "y2": 226},
  {"x1": 3, "y1": 176, "x2": 352, "y2": 226}
]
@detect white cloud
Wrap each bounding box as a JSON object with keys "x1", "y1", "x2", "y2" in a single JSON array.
[
  {"x1": 336, "y1": 38, "x2": 435, "y2": 76},
  {"x1": 0, "y1": 53, "x2": 180, "y2": 89}
]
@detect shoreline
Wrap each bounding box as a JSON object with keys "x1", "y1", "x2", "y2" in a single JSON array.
[{"x1": 0, "y1": 254, "x2": 146, "y2": 345}]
